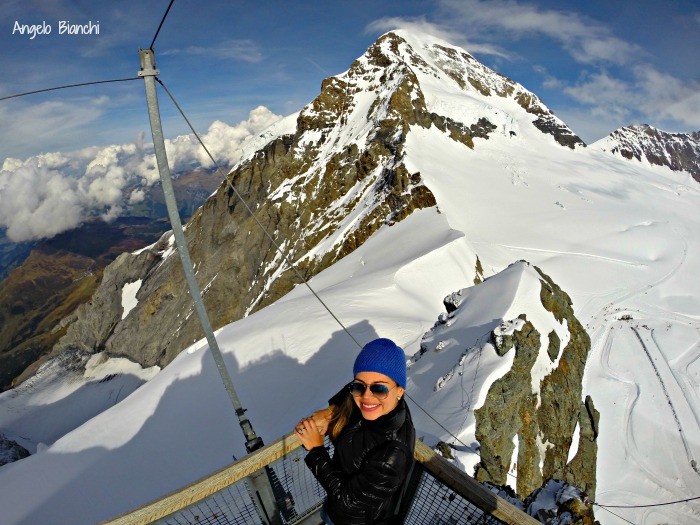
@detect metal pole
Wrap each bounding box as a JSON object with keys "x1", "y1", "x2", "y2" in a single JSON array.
[{"x1": 138, "y1": 48, "x2": 282, "y2": 525}]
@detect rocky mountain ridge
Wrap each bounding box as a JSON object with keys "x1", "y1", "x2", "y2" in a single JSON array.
[{"x1": 593, "y1": 124, "x2": 700, "y2": 182}]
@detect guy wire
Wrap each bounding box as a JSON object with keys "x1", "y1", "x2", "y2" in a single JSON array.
[
  {"x1": 0, "y1": 77, "x2": 140, "y2": 102},
  {"x1": 150, "y1": 0, "x2": 176, "y2": 50}
]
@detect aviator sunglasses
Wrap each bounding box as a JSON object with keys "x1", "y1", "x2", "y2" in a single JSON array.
[{"x1": 348, "y1": 380, "x2": 395, "y2": 399}]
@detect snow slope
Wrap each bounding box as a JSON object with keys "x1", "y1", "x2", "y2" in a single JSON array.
[
  {"x1": 0, "y1": 350, "x2": 159, "y2": 455},
  {"x1": 0, "y1": 30, "x2": 699, "y2": 525}
]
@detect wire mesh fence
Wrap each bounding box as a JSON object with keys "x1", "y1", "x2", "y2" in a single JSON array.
[
  {"x1": 155, "y1": 442, "x2": 328, "y2": 525},
  {"x1": 155, "y1": 443, "x2": 512, "y2": 525},
  {"x1": 269, "y1": 444, "x2": 327, "y2": 523},
  {"x1": 155, "y1": 480, "x2": 262, "y2": 525},
  {"x1": 404, "y1": 467, "x2": 507, "y2": 525}
]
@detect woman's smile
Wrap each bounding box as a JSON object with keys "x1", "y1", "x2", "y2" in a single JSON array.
[{"x1": 353, "y1": 371, "x2": 404, "y2": 420}]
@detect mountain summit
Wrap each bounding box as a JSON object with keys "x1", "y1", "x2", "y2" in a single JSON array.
[
  {"x1": 50, "y1": 30, "x2": 584, "y2": 369},
  {"x1": 297, "y1": 29, "x2": 585, "y2": 150}
]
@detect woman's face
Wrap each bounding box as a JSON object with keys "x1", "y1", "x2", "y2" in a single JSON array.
[{"x1": 352, "y1": 371, "x2": 405, "y2": 420}]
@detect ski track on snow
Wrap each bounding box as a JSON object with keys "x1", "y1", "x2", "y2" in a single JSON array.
[
  {"x1": 631, "y1": 326, "x2": 700, "y2": 474},
  {"x1": 472, "y1": 241, "x2": 648, "y2": 267}
]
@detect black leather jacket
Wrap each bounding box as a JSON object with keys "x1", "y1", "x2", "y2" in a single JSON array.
[{"x1": 304, "y1": 389, "x2": 415, "y2": 525}]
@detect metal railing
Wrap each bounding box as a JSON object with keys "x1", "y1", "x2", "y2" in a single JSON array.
[{"x1": 103, "y1": 432, "x2": 541, "y2": 525}]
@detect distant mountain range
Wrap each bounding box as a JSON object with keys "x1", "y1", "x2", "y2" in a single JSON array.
[
  {"x1": 0, "y1": 168, "x2": 222, "y2": 390},
  {"x1": 592, "y1": 124, "x2": 700, "y2": 182}
]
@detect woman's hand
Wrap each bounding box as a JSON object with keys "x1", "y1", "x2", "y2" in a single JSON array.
[
  {"x1": 310, "y1": 407, "x2": 333, "y2": 435},
  {"x1": 294, "y1": 417, "x2": 325, "y2": 451}
]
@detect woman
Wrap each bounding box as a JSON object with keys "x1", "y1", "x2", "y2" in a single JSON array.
[{"x1": 295, "y1": 338, "x2": 416, "y2": 525}]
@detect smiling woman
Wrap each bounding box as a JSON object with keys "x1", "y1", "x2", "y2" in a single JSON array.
[{"x1": 294, "y1": 338, "x2": 416, "y2": 525}]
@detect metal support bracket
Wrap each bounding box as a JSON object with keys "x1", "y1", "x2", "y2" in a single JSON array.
[{"x1": 138, "y1": 49, "x2": 160, "y2": 77}]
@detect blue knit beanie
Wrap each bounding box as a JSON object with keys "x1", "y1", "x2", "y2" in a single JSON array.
[{"x1": 353, "y1": 338, "x2": 407, "y2": 388}]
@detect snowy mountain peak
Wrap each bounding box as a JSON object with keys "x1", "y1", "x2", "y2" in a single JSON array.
[
  {"x1": 592, "y1": 124, "x2": 700, "y2": 182},
  {"x1": 295, "y1": 30, "x2": 584, "y2": 152}
]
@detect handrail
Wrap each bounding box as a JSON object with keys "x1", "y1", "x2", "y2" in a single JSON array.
[
  {"x1": 102, "y1": 433, "x2": 302, "y2": 525},
  {"x1": 103, "y1": 432, "x2": 541, "y2": 525},
  {"x1": 413, "y1": 440, "x2": 541, "y2": 525}
]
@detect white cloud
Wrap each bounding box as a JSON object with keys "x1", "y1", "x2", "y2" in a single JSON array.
[
  {"x1": 573, "y1": 36, "x2": 639, "y2": 66},
  {"x1": 533, "y1": 65, "x2": 563, "y2": 90},
  {"x1": 438, "y1": 0, "x2": 640, "y2": 65},
  {"x1": 1, "y1": 158, "x2": 22, "y2": 172},
  {"x1": 0, "y1": 106, "x2": 282, "y2": 242},
  {"x1": 564, "y1": 73, "x2": 632, "y2": 120},
  {"x1": 129, "y1": 188, "x2": 146, "y2": 204},
  {"x1": 565, "y1": 67, "x2": 700, "y2": 132},
  {"x1": 0, "y1": 99, "x2": 105, "y2": 159},
  {"x1": 0, "y1": 163, "x2": 83, "y2": 241},
  {"x1": 366, "y1": 16, "x2": 464, "y2": 45},
  {"x1": 365, "y1": 16, "x2": 511, "y2": 59},
  {"x1": 162, "y1": 39, "x2": 264, "y2": 63},
  {"x1": 162, "y1": 106, "x2": 282, "y2": 172},
  {"x1": 632, "y1": 67, "x2": 700, "y2": 128},
  {"x1": 366, "y1": 1, "x2": 642, "y2": 67}
]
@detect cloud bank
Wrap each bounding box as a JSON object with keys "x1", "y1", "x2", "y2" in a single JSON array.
[{"x1": 0, "y1": 106, "x2": 281, "y2": 242}]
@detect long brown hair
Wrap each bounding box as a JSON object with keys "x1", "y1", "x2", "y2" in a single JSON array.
[{"x1": 328, "y1": 394, "x2": 355, "y2": 441}]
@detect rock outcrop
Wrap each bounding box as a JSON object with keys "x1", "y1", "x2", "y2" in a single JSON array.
[
  {"x1": 0, "y1": 434, "x2": 30, "y2": 467},
  {"x1": 474, "y1": 266, "x2": 597, "y2": 502},
  {"x1": 412, "y1": 261, "x2": 598, "y2": 522}
]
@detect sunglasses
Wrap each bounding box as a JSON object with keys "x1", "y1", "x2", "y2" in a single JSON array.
[{"x1": 348, "y1": 380, "x2": 395, "y2": 399}]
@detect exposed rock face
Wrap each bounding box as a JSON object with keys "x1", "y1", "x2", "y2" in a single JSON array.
[
  {"x1": 0, "y1": 219, "x2": 169, "y2": 392},
  {"x1": 54, "y1": 245, "x2": 164, "y2": 363},
  {"x1": 593, "y1": 124, "x2": 700, "y2": 182},
  {"x1": 412, "y1": 262, "x2": 597, "y2": 522},
  {"x1": 473, "y1": 266, "x2": 597, "y2": 504},
  {"x1": 386, "y1": 32, "x2": 584, "y2": 149},
  {"x1": 54, "y1": 32, "x2": 441, "y2": 367},
  {"x1": 0, "y1": 434, "x2": 29, "y2": 467}
]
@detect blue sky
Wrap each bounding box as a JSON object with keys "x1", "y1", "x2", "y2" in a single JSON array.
[{"x1": 1, "y1": 0, "x2": 699, "y2": 162}]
